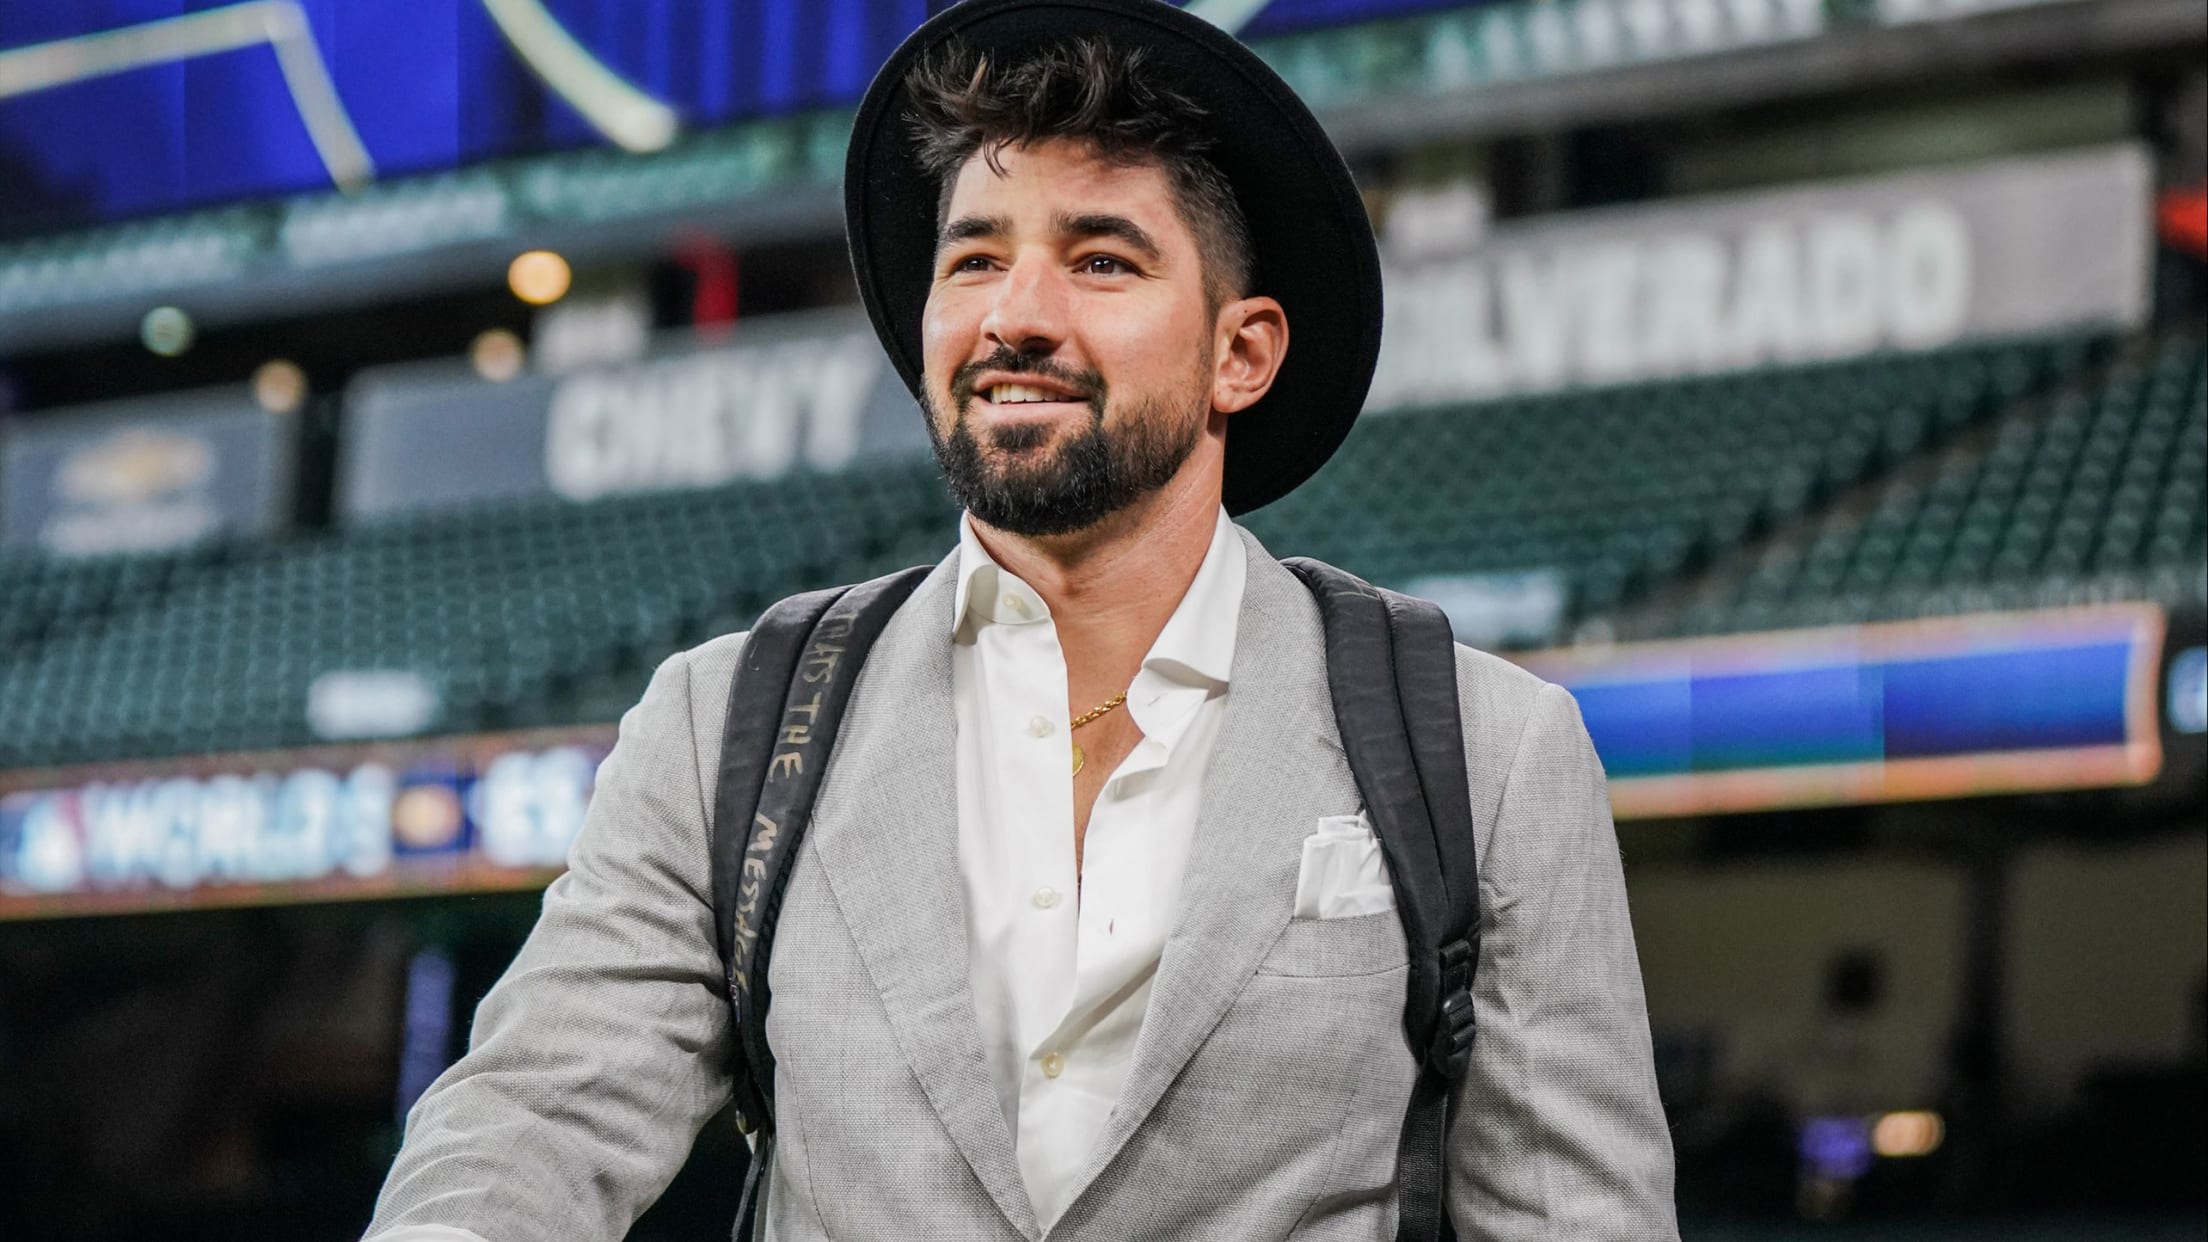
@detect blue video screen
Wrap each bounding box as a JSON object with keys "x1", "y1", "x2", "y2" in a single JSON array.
[{"x1": 0, "y1": 0, "x2": 1479, "y2": 237}]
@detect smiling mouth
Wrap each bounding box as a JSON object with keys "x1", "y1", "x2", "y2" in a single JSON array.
[{"x1": 981, "y1": 382, "x2": 1089, "y2": 407}]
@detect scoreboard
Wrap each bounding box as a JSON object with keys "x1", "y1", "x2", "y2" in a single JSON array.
[{"x1": 0, "y1": 0, "x2": 1488, "y2": 235}]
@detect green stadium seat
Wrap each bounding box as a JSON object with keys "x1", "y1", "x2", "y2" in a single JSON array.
[
  {"x1": 5, "y1": 329, "x2": 2192, "y2": 772},
  {"x1": 1637, "y1": 322, "x2": 2203, "y2": 638}
]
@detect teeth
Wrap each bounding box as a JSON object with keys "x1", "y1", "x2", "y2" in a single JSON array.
[{"x1": 988, "y1": 383, "x2": 1068, "y2": 404}]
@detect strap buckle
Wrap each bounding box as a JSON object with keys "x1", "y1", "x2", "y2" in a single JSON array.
[{"x1": 1428, "y1": 936, "x2": 1479, "y2": 1079}]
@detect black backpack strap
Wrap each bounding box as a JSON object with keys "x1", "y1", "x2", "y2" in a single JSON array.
[
  {"x1": 708, "y1": 563, "x2": 930, "y2": 1240},
  {"x1": 1283, "y1": 557, "x2": 1480, "y2": 1242},
  {"x1": 711, "y1": 585, "x2": 838, "y2": 1129}
]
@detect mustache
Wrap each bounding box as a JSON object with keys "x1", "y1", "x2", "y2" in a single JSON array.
[{"x1": 948, "y1": 349, "x2": 1106, "y2": 411}]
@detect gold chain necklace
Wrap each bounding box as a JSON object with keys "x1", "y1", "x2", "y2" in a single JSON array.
[{"x1": 1069, "y1": 691, "x2": 1127, "y2": 776}]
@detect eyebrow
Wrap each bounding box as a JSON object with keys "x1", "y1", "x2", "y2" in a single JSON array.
[
  {"x1": 1055, "y1": 212, "x2": 1162, "y2": 263},
  {"x1": 933, "y1": 211, "x2": 1165, "y2": 264},
  {"x1": 937, "y1": 214, "x2": 1009, "y2": 252}
]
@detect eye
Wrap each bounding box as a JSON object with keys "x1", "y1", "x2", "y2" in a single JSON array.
[
  {"x1": 1081, "y1": 254, "x2": 1133, "y2": 276},
  {"x1": 946, "y1": 253, "x2": 996, "y2": 275}
]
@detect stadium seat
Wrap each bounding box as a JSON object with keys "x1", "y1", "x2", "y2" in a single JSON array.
[
  {"x1": 1627, "y1": 324, "x2": 2205, "y2": 637},
  {"x1": 0, "y1": 330, "x2": 2177, "y2": 772}
]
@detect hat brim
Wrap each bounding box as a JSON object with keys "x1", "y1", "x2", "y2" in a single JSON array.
[{"x1": 844, "y1": 0, "x2": 1382, "y2": 516}]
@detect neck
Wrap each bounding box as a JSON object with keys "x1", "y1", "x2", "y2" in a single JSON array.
[{"x1": 968, "y1": 465, "x2": 1222, "y2": 690}]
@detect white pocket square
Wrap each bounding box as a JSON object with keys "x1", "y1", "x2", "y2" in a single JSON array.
[{"x1": 1293, "y1": 811, "x2": 1396, "y2": 919}]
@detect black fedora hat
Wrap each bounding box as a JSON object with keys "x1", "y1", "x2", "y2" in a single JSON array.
[{"x1": 844, "y1": 0, "x2": 1383, "y2": 516}]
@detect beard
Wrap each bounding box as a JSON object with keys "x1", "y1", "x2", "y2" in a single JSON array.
[{"x1": 927, "y1": 348, "x2": 1207, "y2": 537}]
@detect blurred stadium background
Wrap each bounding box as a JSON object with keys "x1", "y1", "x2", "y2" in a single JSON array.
[{"x1": 0, "y1": 1, "x2": 2202, "y2": 1238}]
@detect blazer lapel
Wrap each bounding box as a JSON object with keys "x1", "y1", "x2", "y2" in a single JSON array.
[
  {"x1": 804, "y1": 554, "x2": 1042, "y2": 1241},
  {"x1": 1060, "y1": 533, "x2": 1345, "y2": 1206}
]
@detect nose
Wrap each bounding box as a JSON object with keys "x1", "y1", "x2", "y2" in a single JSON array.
[{"x1": 979, "y1": 251, "x2": 1070, "y2": 358}]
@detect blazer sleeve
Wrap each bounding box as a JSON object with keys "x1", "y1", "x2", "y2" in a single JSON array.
[
  {"x1": 365, "y1": 649, "x2": 737, "y2": 1242},
  {"x1": 1446, "y1": 679, "x2": 1679, "y2": 1240}
]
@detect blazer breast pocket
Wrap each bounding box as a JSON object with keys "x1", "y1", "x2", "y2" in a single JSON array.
[{"x1": 1254, "y1": 909, "x2": 1409, "y2": 978}]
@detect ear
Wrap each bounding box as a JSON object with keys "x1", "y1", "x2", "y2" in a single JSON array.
[{"x1": 1211, "y1": 295, "x2": 1288, "y2": 416}]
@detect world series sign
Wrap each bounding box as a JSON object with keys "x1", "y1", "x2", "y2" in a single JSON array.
[{"x1": 0, "y1": 730, "x2": 612, "y2": 920}]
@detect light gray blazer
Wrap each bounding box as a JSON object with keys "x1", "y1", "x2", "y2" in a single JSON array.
[{"x1": 367, "y1": 527, "x2": 1677, "y2": 1241}]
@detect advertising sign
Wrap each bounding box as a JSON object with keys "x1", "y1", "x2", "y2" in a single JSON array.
[
  {"x1": 1517, "y1": 603, "x2": 2168, "y2": 819},
  {"x1": 0, "y1": 728, "x2": 611, "y2": 920},
  {"x1": 1371, "y1": 145, "x2": 2153, "y2": 407},
  {"x1": 1, "y1": 602, "x2": 2182, "y2": 918},
  {"x1": 337, "y1": 309, "x2": 929, "y2": 521},
  {"x1": 0, "y1": 387, "x2": 292, "y2": 556}
]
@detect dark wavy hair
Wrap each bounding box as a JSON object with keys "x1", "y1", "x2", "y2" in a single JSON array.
[{"x1": 902, "y1": 36, "x2": 1255, "y2": 309}]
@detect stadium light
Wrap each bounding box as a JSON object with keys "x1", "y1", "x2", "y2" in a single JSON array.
[
  {"x1": 471, "y1": 328, "x2": 527, "y2": 381},
  {"x1": 1871, "y1": 1110, "x2": 1944, "y2": 1158},
  {"x1": 508, "y1": 250, "x2": 572, "y2": 306},
  {"x1": 140, "y1": 306, "x2": 195, "y2": 356},
  {"x1": 252, "y1": 359, "x2": 308, "y2": 413}
]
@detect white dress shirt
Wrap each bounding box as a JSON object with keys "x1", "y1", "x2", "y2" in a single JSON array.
[{"x1": 950, "y1": 506, "x2": 1245, "y2": 1229}]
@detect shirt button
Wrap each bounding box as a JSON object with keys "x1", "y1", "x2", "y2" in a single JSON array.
[
  {"x1": 1040, "y1": 1052, "x2": 1066, "y2": 1079},
  {"x1": 1031, "y1": 885, "x2": 1060, "y2": 910},
  {"x1": 1002, "y1": 593, "x2": 1030, "y2": 617},
  {"x1": 1027, "y1": 716, "x2": 1054, "y2": 738}
]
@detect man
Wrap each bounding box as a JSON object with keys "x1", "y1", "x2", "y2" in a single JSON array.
[{"x1": 367, "y1": 1, "x2": 1676, "y2": 1238}]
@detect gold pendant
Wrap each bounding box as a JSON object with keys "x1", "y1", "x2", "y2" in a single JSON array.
[{"x1": 1071, "y1": 742, "x2": 1085, "y2": 776}]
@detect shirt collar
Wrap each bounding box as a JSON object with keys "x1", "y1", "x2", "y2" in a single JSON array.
[
  {"x1": 950, "y1": 508, "x2": 1244, "y2": 691},
  {"x1": 1138, "y1": 507, "x2": 1242, "y2": 689},
  {"x1": 952, "y1": 514, "x2": 1049, "y2": 639}
]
